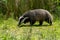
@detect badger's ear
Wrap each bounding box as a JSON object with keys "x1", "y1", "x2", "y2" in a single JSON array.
[
  {"x1": 19, "y1": 16, "x2": 24, "y2": 20},
  {"x1": 21, "y1": 17, "x2": 29, "y2": 23}
]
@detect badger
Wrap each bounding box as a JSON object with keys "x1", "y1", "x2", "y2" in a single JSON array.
[{"x1": 18, "y1": 9, "x2": 53, "y2": 26}]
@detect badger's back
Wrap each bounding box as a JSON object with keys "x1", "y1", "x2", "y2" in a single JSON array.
[{"x1": 23, "y1": 9, "x2": 52, "y2": 21}]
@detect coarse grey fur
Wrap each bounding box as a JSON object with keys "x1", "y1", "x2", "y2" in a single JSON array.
[{"x1": 18, "y1": 9, "x2": 53, "y2": 26}]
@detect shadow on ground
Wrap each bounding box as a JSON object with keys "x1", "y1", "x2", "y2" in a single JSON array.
[{"x1": 17, "y1": 24, "x2": 51, "y2": 27}]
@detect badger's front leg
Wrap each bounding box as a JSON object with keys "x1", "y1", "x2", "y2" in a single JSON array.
[{"x1": 30, "y1": 20, "x2": 36, "y2": 26}]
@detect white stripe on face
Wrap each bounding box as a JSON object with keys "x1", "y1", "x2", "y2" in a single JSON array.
[
  {"x1": 21, "y1": 17, "x2": 29, "y2": 23},
  {"x1": 19, "y1": 16, "x2": 23, "y2": 20}
]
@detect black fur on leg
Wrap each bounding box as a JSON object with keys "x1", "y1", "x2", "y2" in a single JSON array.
[
  {"x1": 39, "y1": 21, "x2": 43, "y2": 25},
  {"x1": 30, "y1": 20, "x2": 36, "y2": 26}
]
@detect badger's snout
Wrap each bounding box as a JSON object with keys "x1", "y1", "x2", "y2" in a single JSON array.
[{"x1": 17, "y1": 16, "x2": 24, "y2": 26}]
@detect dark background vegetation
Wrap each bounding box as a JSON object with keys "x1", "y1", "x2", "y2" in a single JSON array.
[{"x1": 0, "y1": 0, "x2": 60, "y2": 20}]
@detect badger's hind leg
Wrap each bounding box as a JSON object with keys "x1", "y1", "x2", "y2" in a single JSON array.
[
  {"x1": 49, "y1": 19, "x2": 52, "y2": 25},
  {"x1": 50, "y1": 21, "x2": 52, "y2": 25},
  {"x1": 39, "y1": 21, "x2": 43, "y2": 25},
  {"x1": 45, "y1": 18, "x2": 52, "y2": 25}
]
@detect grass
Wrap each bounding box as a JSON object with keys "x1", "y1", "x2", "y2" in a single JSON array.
[{"x1": 0, "y1": 18, "x2": 60, "y2": 40}]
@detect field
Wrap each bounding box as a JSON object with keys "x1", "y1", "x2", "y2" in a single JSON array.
[{"x1": 0, "y1": 18, "x2": 60, "y2": 40}]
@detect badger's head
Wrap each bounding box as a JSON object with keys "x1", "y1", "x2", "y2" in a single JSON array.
[{"x1": 17, "y1": 16, "x2": 30, "y2": 26}]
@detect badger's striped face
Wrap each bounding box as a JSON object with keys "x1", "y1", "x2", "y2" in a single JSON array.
[
  {"x1": 18, "y1": 16, "x2": 24, "y2": 26},
  {"x1": 18, "y1": 16, "x2": 29, "y2": 26}
]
